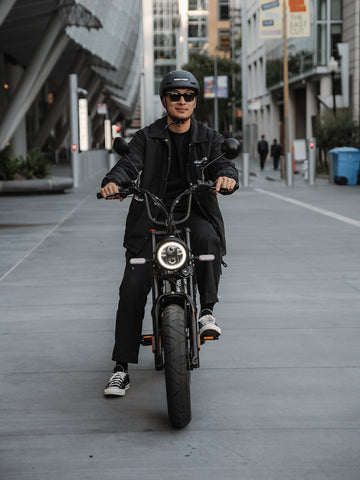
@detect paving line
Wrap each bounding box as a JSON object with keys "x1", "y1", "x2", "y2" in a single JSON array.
[
  {"x1": 0, "y1": 196, "x2": 89, "y2": 283},
  {"x1": 255, "y1": 188, "x2": 360, "y2": 228}
]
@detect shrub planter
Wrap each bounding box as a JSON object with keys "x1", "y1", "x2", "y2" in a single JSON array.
[{"x1": 0, "y1": 176, "x2": 73, "y2": 194}]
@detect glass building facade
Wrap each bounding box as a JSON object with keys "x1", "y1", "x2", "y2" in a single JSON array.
[
  {"x1": 188, "y1": 0, "x2": 208, "y2": 54},
  {"x1": 153, "y1": 0, "x2": 179, "y2": 94}
]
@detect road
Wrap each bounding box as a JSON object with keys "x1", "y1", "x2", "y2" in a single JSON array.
[{"x1": 1, "y1": 160, "x2": 360, "y2": 479}]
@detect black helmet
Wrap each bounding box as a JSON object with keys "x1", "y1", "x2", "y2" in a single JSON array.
[{"x1": 159, "y1": 70, "x2": 200, "y2": 98}]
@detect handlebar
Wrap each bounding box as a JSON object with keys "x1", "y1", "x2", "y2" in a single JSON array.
[
  {"x1": 96, "y1": 180, "x2": 219, "y2": 200},
  {"x1": 96, "y1": 180, "x2": 232, "y2": 228}
]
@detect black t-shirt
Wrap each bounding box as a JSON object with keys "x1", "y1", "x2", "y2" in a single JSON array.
[{"x1": 164, "y1": 130, "x2": 190, "y2": 214}]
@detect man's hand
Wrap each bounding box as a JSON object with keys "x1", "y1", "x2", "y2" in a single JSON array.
[
  {"x1": 100, "y1": 182, "x2": 124, "y2": 201},
  {"x1": 214, "y1": 176, "x2": 236, "y2": 195}
]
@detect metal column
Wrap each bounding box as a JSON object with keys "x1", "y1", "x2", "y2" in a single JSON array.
[
  {"x1": 32, "y1": 54, "x2": 86, "y2": 149},
  {"x1": 242, "y1": 153, "x2": 249, "y2": 188},
  {"x1": 286, "y1": 152, "x2": 293, "y2": 187},
  {"x1": 308, "y1": 138, "x2": 316, "y2": 186},
  {"x1": 69, "y1": 74, "x2": 80, "y2": 188},
  {"x1": 241, "y1": 1, "x2": 248, "y2": 154}
]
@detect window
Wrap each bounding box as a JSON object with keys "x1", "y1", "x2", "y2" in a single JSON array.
[
  {"x1": 189, "y1": 0, "x2": 207, "y2": 10},
  {"x1": 188, "y1": 9, "x2": 208, "y2": 54},
  {"x1": 331, "y1": 24, "x2": 342, "y2": 57},
  {"x1": 331, "y1": 0, "x2": 342, "y2": 20},
  {"x1": 317, "y1": 24, "x2": 327, "y2": 65},
  {"x1": 219, "y1": 0, "x2": 229, "y2": 20},
  {"x1": 189, "y1": 21, "x2": 207, "y2": 38},
  {"x1": 317, "y1": 0, "x2": 327, "y2": 20},
  {"x1": 219, "y1": 29, "x2": 230, "y2": 51},
  {"x1": 316, "y1": 0, "x2": 342, "y2": 65}
]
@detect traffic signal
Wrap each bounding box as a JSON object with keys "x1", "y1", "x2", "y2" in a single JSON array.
[
  {"x1": 308, "y1": 138, "x2": 316, "y2": 150},
  {"x1": 112, "y1": 124, "x2": 121, "y2": 138}
]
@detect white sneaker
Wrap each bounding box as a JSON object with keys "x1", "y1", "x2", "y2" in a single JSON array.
[
  {"x1": 198, "y1": 312, "x2": 221, "y2": 339},
  {"x1": 104, "y1": 371, "x2": 130, "y2": 397}
]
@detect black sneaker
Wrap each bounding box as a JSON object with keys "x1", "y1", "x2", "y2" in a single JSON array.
[
  {"x1": 104, "y1": 370, "x2": 130, "y2": 397},
  {"x1": 198, "y1": 311, "x2": 221, "y2": 339}
]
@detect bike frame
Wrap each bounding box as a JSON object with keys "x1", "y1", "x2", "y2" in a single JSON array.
[{"x1": 138, "y1": 188, "x2": 203, "y2": 370}]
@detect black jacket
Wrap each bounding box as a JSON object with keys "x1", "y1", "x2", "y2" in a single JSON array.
[
  {"x1": 271, "y1": 143, "x2": 281, "y2": 157},
  {"x1": 102, "y1": 117, "x2": 239, "y2": 255},
  {"x1": 257, "y1": 139, "x2": 268, "y2": 154}
]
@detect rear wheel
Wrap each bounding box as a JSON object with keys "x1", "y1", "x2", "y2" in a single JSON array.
[{"x1": 162, "y1": 303, "x2": 191, "y2": 428}]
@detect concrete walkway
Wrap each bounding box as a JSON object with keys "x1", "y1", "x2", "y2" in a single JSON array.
[{"x1": 1, "y1": 158, "x2": 360, "y2": 479}]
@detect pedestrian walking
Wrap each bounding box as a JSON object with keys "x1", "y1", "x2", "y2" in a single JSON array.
[
  {"x1": 257, "y1": 134, "x2": 268, "y2": 171},
  {"x1": 270, "y1": 138, "x2": 281, "y2": 170}
]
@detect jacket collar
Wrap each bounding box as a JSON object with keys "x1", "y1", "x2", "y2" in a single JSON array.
[{"x1": 148, "y1": 117, "x2": 209, "y2": 143}]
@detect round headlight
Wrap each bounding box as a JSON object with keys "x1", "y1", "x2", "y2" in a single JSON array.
[{"x1": 156, "y1": 241, "x2": 187, "y2": 270}]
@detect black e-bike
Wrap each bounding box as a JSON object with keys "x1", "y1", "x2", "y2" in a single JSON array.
[{"x1": 98, "y1": 137, "x2": 240, "y2": 428}]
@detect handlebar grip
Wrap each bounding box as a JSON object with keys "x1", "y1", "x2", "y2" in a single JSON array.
[
  {"x1": 96, "y1": 191, "x2": 123, "y2": 199},
  {"x1": 96, "y1": 190, "x2": 130, "y2": 199},
  {"x1": 219, "y1": 188, "x2": 232, "y2": 195}
]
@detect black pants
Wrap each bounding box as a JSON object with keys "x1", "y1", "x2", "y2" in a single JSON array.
[
  {"x1": 112, "y1": 211, "x2": 222, "y2": 364},
  {"x1": 259, "y1": 152, "x2": 267, "y2": 170},
  {"x1": 273, "y1": 155, "x2": 280, "y2": 170}
]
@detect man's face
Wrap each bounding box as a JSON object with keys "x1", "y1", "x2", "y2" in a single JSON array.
[{"x1": 163, "y1": 88, "x2": 197, "y2": 122}]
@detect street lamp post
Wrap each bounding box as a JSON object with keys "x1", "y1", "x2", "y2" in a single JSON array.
[{"x1": 327, "y1": 56, "x2": 338, "y2": 115}]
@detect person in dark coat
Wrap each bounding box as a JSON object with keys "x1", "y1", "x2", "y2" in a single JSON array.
[
  {"x1": 100, "y1": 70, "x2": 239, "y2": 396},
  {"x1": 270, "y1": 138, "x2": 282, "y2": 170},
  {"x1": 257, "y1": 134, "x2": 269, "y2": 171}
]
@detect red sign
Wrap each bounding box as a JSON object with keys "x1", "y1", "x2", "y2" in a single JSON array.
[{"x1": 288, "y1": 0, "x2": 306, "y2": 13}]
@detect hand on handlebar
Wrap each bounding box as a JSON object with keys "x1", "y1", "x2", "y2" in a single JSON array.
[
  {"x1": 100, "y1": 182, "x2": 125, "y2": 201},
  {"x1": 214, "y1": 176, "x2": 236, "y2": 195}
]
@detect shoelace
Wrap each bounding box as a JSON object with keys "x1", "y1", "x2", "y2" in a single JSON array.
[{"x1": 107, "y1": 371, "x2": 127, "y2": 387}]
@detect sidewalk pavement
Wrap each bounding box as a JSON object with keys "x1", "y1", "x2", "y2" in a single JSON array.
[{"x1": 1, "y1": 158, "x2": 360, "y2": 479}]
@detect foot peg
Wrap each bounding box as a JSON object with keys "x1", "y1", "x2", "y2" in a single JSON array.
[{"x1": 141, "y1": 334, "x2": 153, "y2": 346}]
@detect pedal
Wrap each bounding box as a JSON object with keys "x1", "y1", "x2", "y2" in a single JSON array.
[
  {"x1": 200, "y1": 334, "x2": 219, "y2": 345},
  {"x1": 141, "y1": 334, "x2": 153, "y2": 346}
]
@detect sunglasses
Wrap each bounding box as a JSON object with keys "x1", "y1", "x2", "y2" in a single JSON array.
[{"x1": 166, "y1": 92, "x2": 197, "y2": 102}]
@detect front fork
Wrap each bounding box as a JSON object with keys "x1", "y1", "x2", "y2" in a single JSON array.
[{"x1": 148, "y1": 227, "x2": 201, "y2": 370}]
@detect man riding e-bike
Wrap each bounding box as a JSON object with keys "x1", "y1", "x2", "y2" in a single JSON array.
[{"x1": 100, "y1": 69, "x2": 239, "y2": 397}]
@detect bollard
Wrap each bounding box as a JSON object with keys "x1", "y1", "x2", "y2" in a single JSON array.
[
  {"x1": 285, "y1": 152, "x2": 293, "y2": 186},
  {"x1": 308, "y1": 137, "x2": 316, "y2": 185},
  {"x1": 242, "y1": 153, "x2": 249, "y2": 188}
]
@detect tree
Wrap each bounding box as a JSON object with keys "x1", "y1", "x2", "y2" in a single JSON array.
[
  {"x1": 181, "y1": 53, "x2": 241, "y2": 135},
  {"x1": 315, "y1": 109, "x2": 360, "y2": 171}
]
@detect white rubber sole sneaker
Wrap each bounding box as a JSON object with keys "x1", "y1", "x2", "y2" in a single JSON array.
[
  {"x1": 103, "y1": 371, "x2": 130, "y2": 397},
  {"x1": 199, "y1": 314, "x2": 222, "y2": 338}
]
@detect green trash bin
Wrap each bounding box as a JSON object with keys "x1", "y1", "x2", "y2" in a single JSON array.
[{"x1": 329, "y1": 147, "x2": 360, "y2": 185}]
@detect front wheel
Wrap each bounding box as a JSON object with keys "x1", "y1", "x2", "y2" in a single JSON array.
[{"x1": 162, "y1": 303, "x2": 191, "y2": 428}]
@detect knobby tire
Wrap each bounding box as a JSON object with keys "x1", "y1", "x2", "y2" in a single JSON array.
[{"x1": 162, "y1": 303, "x2": 191, "y2": 428}]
